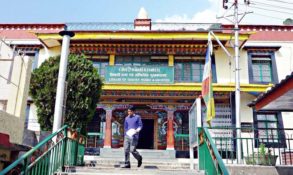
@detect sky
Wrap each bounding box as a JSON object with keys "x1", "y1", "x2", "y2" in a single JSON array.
[{"x1": 0, "y1": 0, "x2": 292, "y2": 25}]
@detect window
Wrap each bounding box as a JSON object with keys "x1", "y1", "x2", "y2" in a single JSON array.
[
  {"x1": 31, "y1": 51, "x2": 39, "y2": 70},
  {"x1": 174, "y1": 111, "x2": 189, "y2": 151},
  {"x1": 115, "y1": 56, "x2": 167, "y2": 66},
  {"x1": 0, "y1": 100, "x2": 7, "y2": 111},
  {"x1": 92, "y1": 61, "x2": 108, "y2": 78},
  {"x1": 254, "y1": 112, "x2": 286, "y2": 147},
  {"x1": 25, "y1": 104, "x2": 31, "y2": 129},
  {"x1": 252, "y1": 57, "x2": 272, "y2": 82},
  {"x1": 175, "y1": 59, "x2": 204, "y2": 82},
  {"x1": 248, "y1": 52, "x2": 277, "y2": 84}
]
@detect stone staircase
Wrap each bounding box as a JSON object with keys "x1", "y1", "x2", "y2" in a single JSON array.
[
  {"x1": 56, "y1": 156, "x2": 204, "y2": 175},
  {"x1": 100, "y1": 148, "x2": 176, "y2": 159}
]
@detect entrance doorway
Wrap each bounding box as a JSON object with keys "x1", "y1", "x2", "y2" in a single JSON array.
[{"x1": 137, "y1": 119, "x2": 154, "y2": 149}]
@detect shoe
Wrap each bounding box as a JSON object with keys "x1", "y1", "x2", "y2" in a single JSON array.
[
  {"x1": 137, "y1": 157, "x2": 142, "y2": 167},
  {"x1": 121, "y1": 164, "x2": 131, "y2": 168}
]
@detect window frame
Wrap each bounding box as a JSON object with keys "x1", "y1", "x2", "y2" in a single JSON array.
[
  {"x1": 0, "y1": 100, "x2": 7, "y2": 111},
  {"x1": 174, "y1": 61, "x2": 204, "y2": 82},
  {"x1": 115, "y1": 55, "x2": 168, "y2": 66},
  {"x1": 174, "y1": 55, "x2": 217, "y2": 83},
  {"x1": 253, "y1": 111, "x2": 286, "y2": 148},
  {"x1": 248, "y1": 51, "x2": 278, "y2": 84},
  {"x1": 92, "y1": 60, "x2": 109, "y2": 78}
]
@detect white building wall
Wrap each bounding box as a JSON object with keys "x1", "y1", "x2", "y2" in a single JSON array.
[
  {"x1": 274, "y1": 43, "x2": 293, "y2": 80},
  {"x1": 216, "y1": 40, "x2": 293, "y2": 86},
  {"x1": 0, "y1": 40, "x2": 33, "y2": 143},
  {"x1": 240, "y1": 92, "x2": 255, "y2": 123},
  {"x1": 27, "y1": 104, "x2": 40, "y2": 132},
  {"x1": 282, "y1": 112, "x2": 293, "y2": 129},
  {"x1": 214, "y1": 47, "x2": 250, "y2": 84},
  {"x1": 0, "y1": 42, "x2": 14, "y2": 101},
  {"x1": 38, "y1": 46, "x2": 61, "y2": 67}
]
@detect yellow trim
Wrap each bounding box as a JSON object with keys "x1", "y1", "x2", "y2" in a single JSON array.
[
  {"x1": 109, "y1": 54, "x2": 115, "y2": 66},
  {"x1": 168, "y1": 55, "x2": 174, "y2": 66},
  {"x1": 102, "y1": 83, "x2": 271, "y2": 92},
  {"x1": 37, "y1": 32, "x2": 250, "y2": 41}
]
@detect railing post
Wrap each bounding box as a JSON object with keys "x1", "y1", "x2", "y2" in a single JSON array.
[
  {"x1": 61, "y1": 126, "x2": 68, "y2": 171},
  {"x1": 74, "y1": 128, "x2": 80, "y2": 165},
  {"x1": 196, "y1": 96, "x2": 202, "y2": 170},
  {"x1": 22, "y1": 157, "x2": 28, "y2": 175}
]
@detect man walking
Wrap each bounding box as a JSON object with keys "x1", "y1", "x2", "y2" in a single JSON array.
[{"x1": 121, "y1": 106, "x2": 143, "y2": 168}]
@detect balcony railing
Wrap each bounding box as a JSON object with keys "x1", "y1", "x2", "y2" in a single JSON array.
[
  {"x1": 208, "y1": 127, "x2": 293, "y2": 166},
  {"x1": 66, "y1": 22, "x2": 221, "y2": 31}
]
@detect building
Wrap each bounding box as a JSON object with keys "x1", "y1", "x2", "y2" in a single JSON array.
[
  {"x1": 0, "y1": 39, "x2": 32, "y2": 144},
  {"x1": 1, "y1": 9, "x2": 292, "y2": 162},
  {"x1": 0, "y1": 24, "x2": 64, "y2": 145}
]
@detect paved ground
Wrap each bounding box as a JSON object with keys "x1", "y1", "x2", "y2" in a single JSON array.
[{"x1": 56, "y1": 156, "x2": 204, "y2": 175}]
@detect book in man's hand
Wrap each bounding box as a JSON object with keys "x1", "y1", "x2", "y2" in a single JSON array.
[{"x1": 126, "y1": 129, "x2": 136, "y2": 138}]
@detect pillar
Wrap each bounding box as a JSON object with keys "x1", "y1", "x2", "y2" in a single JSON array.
[
  {"x1": 109, "y1": 54, "x2": 115, "y2": 66},
  {"x1": 168, "y1": 54, "x2": 174, "y2": 66},
  {"x1": 166, "y1": 108, "x2": 175, "y2": 150},
  {"x1": 52, "y1": 31, "x2": 74, "y2": 133},
  {"x1": 103, "y1": 108, "x2": 113, "y2": 148}
]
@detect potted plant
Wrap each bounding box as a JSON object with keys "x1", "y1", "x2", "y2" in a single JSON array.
[{"x1": 245, "y1": 143, "x2": 278, "y2": 166}]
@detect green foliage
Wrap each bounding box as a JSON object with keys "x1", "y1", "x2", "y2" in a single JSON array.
[
  {"x1": 283, "y1": 18, "x2": 293, "y2": 25},
  {"x1": 30, "y1": 54, "x2": 103, "y2": 131},
  {"x1": 245, "y1": 143, "x2": 277, "y2": 166},
  {"x1": 259, "y1": 143, "x2": 266, "y2": 156}
]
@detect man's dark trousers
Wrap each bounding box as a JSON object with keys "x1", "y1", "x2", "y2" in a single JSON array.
[{"x1": 124, "y1": 136, "x2": 142, "y2": 166}]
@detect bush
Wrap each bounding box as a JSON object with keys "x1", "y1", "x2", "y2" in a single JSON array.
[{"x1": 30, "y1": 54, "x2": 103, "y2": 131}]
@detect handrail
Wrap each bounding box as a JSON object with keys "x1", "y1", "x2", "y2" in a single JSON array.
[
  {"x1": 0, "y1": 125, "x2": 85, "y2": 175},
  {"x1": 87, "y1": 132, "x2": 103, "y2": 136},
  {"x1": 0, "y1": 125, "x2": 68, "y2": 175},
  {"x1": 198, "y1": 127, "x2": 230, "y2": 175},
  {"x1": 174, "y1": 133, "x2": 189, "y2": 138}
]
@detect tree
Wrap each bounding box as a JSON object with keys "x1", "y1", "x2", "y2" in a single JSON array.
[
  {"x1": 30, "y1": 54, "x2": 103, "y2": 131},
  {"x1": 283, "y1": 18, "x2": 293, "y2": 25}
]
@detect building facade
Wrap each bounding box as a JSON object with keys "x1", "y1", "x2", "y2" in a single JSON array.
[
  {"x1": 0, "y1": 24, "x2": 64, "y2": 144},
  {"x1": 0, "y1": 39, "x2": 33, "y2": 144},
  {"x1": 1, "y1": 11, "x2": 293, "y2": 157}
]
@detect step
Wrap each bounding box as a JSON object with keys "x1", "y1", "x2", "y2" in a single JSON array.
[
  {"x1": 85, "y1": 161, "x2": 190, "y2": 169},
  {"x1": 100, "y1": 148, "x2": 176, "y2": 159},
  {"x1": 83, "y1": 156, "x2": 198, "y2": 171},
  {"x1": 57, "y1": 166, "x2": 204, "y2": 175},
  {"x1": 85, "y1": 156, "x2": 196, "y2": 165},
  {"x1": 85, "y1": 162, "x2": 190, "y2": 169}
]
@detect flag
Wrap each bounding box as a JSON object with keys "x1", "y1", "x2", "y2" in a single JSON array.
[{"x1": 201, "y1": 33, "x2": 215, "y2": 126}]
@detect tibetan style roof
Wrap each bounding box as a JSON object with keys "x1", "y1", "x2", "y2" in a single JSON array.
[
  {"x1": 0, "y1": 24, "x2": 64, "y2": 39},
  {"x1": 248, "y1": 72, "x2": 293, "y2": 111}
]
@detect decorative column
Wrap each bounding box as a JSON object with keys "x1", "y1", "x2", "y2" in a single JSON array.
[
  {"x1": 103, "y1": 106, "x2": 113, "y2": 148},
  {"x1": 166, "y1": 106, "x2": 175, "y2": 150},
  {"x1": 109, "y1": 54, "x2": 115, "y2": 66},
  {"x1": 168, "y1": 54, "x2": 174, "y2": 67}
]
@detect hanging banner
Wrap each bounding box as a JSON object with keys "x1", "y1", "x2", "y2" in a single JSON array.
[
  {"x1": 105, "y1": 66, "x2": 174, "y2": 84},
  {"x1": 189, "y1": 101, "x2": 198, "y2": 148}
]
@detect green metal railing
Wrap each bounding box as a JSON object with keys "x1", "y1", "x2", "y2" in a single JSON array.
[
  {"x1": 85, "y1": 132, "x2": 103, "y2": 148},
  {"x1": 198, "y1": 127, "x2": 230, "y2": 175},
  {"x1": 175, "y1": 133, "x2": 189, "y2": 151},
  {"x1": 209, "y1": 127, "x2": 293, "y2": 166},
  {"x1": 0, "y1": 125, "x2": 86, "y2": 175}
]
